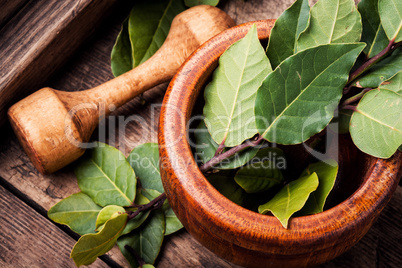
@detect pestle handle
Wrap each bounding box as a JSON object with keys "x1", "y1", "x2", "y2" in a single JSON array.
[{"x1": 63, "y1": 5, "x2": 236, "y2": 113}]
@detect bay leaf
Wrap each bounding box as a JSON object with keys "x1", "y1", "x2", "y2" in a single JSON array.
[
  {"x1": 266, "y1": 0, "x2": 310, "y2": 69},
  {"x1": 203, "y1": 24, "x2": 272, "y2": 147},
  {"x1": 71, "y1": 213, "x2": 128, "y2": 267},
  {"x1": 378, "y1": 0, "x2": 402, "y2": 42},
  {"x1": 296, "y1": 0, "x2": 362, "y2": 52},
  {"x1": 255, "y1": 43, "x2": 365, "y2": 145},
  {"x1": 234, "y1": 160, "x2": 284, "y2": 194},
  {"x1": 75, "y1": 142, "x2": 136, "y2": 207},
  {"x1": 128, "y1": 143, "x2": 164, "y2": 193},
  {"x1": 297, "y1": 160, "x2": 338, "y2": 215},
  {"x1": 350, "y1": 88, "x2": 402, "y2": 158},
  {"x1": 110, "y1": 0, "x2": 186, "y2": 77},
  {"x1": 141, "y1": 188, "x2": 182, "y2": 235},
  {"x1": 111, "y1": 19, "x2": 132, "y2": 77},
  {"x1": 164, "y1": 207, "x2": 183, "y2": 236},
  {"x1": 123, "y1": 192, "x2": 151, "y2": 236},
  {"x1": 207, "y1": 170, "x2": 246, "y2": 206},
  {"x1": 355, "y1": 47, "x2": 402, "y2": 88},
  {"x1": 194, "y1": 120, "x2": 259, "y2": 169},
  {"x1": 96, "y1": 205, "x2": 126, "y2": 231},
  {"x1": 128, "y1": 0, "x2": 186, "y2": 67},
  {"x1": 258, "y1": 172, "x2": 319, "y2": 228},
  {"x1": 184, "y1": 0, "x2": 219, "y2": 7},
  {"x1": 117, "y1": 210, "x2": 165, "y2": 266},
  {"x1": 248, "y1": 147, "x2": 286, "y2": 168},
  {"x1": 48, "y1": 192, "x2": 102, "y2": 236},
  {"x1": 358, "y1": 0, "x2": 389, "y2": 57},
  {"x1": 378, "y1": 71, "x2": 402, "y2": 94}
]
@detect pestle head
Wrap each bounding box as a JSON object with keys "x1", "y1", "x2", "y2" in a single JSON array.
[{"x1": 8, "y1": 88, "x2": 89, "y2": 173}]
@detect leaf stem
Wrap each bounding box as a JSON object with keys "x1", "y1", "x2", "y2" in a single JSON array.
[
  {"x1": 124, "y1": 245, "x2": 146, "y2": 267},
  {"x1": 127, "y1": 192, "x2": 167, "y2": 220},
  {"x1": 199, "y1": 134, "x2": 264, "y2": 173},
  {"x1": 214, "y1": 140, "x2": 226, "y2": 157},
  {"x1": 340, "y1": 88, "x2": 372, "y2": 108},
  {"x1": 341, "y1": 105, "x2": 358, "y2": 112},
  {"x1": 347, "y1": 38, "x2": 401, "y2": 86}
]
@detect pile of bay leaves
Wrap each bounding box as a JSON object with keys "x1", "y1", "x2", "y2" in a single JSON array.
[{"x1": 196, "y1": 0, "x2": 401, "y2": 230}]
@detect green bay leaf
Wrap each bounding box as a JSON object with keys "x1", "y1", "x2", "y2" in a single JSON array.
[
  {"x1": 96, "y1": 205, "x2": 126, "y2": 231},
  {"x1": 249, "y1": 147, "x2": 286, "y2": 166},
  {"x1": 140, "y1": 188, "x2": 182, "y2": 235},
  {"x1": 117, "y1": 210, "x2": 165, "y2": 266},
  {"x1": 111, "y1": 19, "x2": 132, "y2": 77},
  {"x1": 184, "y1": 0, "x2": 219, "y2": 7},
  {"x1": 358, "y1": 0, "x2": 389, "y2": 57},
  {"x1": 110, "y1": 0, "x2": 186, "y2": 77},
  {"x1": 207, "y1": 170, "x2": 246, "y2": 206},
  {"x1": 258, "y1": 172, "x2": 319, "y2": 228},
  {"x1": 256, "y1": 43, "x2": 365, "y2": 145},
  {"x1": 75, "y1": 142, "x2": 136, "y2": 207},
  {"x1": 296, "y1": 0, "x2": 362, "y2": 52},
  {"x1": 128, "y1": 143, "x2": 163, "y2": 193},
  {"x1": 164, "y1": 207, "x2": 183, "y2": 236},
  {"x1": 234, "y1": 160, "x2": 284, "y2": 194},
  {"x1": 71, "y1": 213, "x2": 128, "y2": 267},
  {"x1": 297, "y1": 160, "x2": 338, "y2": 215},
  {"x1": 379, "y1": 0, "x2": 402, "y2": 42},
  {"x1": 378, "y1": 71, "x2": 402, "y2": 94},
  {"x1": 350, "y1": 88, "x2": 402, "y2": 158},
  {"x1": 194, "y1": 120, "x2": 259, "y2": 169},
  {"x1": 128, "y1": 0, "x2": 186, "y2": 67},
  {"x1": 48, "y1": 192, "x2": 102, "y2": 236},
  {"x1": 266, "y1": 0, "x2": 310, "y2": 69},
  {"x1": 203, "y1": 24, "x2": 272, "y2": 147},
  {"x1": 123, "y1": 192, "x2": 151, "y2": 236}
]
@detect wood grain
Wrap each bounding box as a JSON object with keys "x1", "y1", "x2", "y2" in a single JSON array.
[
  {"x1": 0, "y1": 0, "x2": 29, "y2": 28},
  {"x1": 0, "y1": 184, "x2": 108, "y2": 267},
  {"x1": 0, "y1": 0, "x2": 119, "y2": 126},
  {"x1": 0, "y1": 0, "x2": 400, "y2": 267}
]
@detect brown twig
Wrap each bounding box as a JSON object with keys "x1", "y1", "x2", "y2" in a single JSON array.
[
  {"x1": 199, "y1": 134, "x2": 264, "y2": 173},
  {"x1": 127, "y1": 192, "x2": 167, "y2": 220},
  {"x1": 340, "y1": 88, "x2": 372, "y2": 109},
  {"x1": 347, "y1": 38, "x2": 401, "y2": 86}
]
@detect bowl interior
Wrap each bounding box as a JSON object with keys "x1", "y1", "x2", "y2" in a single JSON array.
[{"x1": 188, "y1": 86, "x2": 370, "y2": 213}]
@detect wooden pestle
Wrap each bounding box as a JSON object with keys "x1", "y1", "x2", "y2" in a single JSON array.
[{"x1": 8, "y1": 5, "x2": 235, "y2": 174}]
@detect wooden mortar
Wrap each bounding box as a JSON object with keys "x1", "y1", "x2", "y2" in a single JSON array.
[{"x1": 158, "y1": 20, "x2": 402, "y2": 267}]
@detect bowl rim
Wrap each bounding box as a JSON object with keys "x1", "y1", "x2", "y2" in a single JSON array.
[{"x1": 158, "y1": 19, "x2": 402, "y2": 254}]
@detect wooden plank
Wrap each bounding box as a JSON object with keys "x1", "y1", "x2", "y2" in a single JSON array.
[
  {"x1": 0, "y1": 184, "x2": 108, "y2": 267},
  {"x1": 0, "y1": 0, "x2": 400, "y2": 267},
  {"x1": 321, "y1": 186, "x2": 402, "y2": 268},
  {"x1": 0, "y1": 0, "x2": 119, "y2": 126},
  {"x1": 0, "y1": 0, "x2": 30, "y2": 28}
]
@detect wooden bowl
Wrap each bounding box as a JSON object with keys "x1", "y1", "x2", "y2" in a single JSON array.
[{"x1": 158, "y1": 20, "x2": 402, "y2": 267}]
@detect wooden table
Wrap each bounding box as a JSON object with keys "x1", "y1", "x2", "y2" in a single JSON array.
[{"x1": 0, "y1": 0, "x2": 401, "y2": 267}]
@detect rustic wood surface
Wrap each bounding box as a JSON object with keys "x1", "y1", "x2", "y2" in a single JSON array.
[
  {"x1": 0, "y1": 0, "x2": 400, "y2": 267},
  {"x1": 0, "y1": 0, "x2": 29, "y2": 28},
  {"x1": 0, "y1": 0, "x2": 119, "y2": 126}
]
